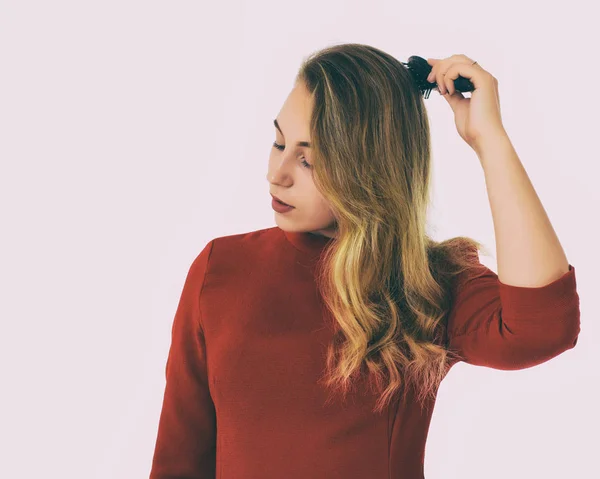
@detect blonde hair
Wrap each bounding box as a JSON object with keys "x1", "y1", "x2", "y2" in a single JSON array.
[{"x1": 296, "y1": 43, "x2": 490, "y2": 413}]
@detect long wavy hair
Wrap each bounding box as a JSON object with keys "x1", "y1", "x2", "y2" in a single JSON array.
[{"x1": 295, "y1": 43, "x2": 491, "y2": 413}]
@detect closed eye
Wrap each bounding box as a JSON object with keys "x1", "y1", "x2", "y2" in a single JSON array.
[{"x1": 272, "y1": 142, "x2": 312, "y2": 169}]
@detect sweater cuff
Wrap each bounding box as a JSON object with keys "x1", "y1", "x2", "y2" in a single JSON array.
[{"x1": 498, "y1": 264, "x2": 578, "y2": 319}]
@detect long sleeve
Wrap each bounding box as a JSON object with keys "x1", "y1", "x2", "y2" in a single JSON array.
[
  {"x1": 445, "y1": 252, "x2": 581, "y2": 370},
  {"x1": 149, "y1": 240, "x2": 217, "y2": 479}
]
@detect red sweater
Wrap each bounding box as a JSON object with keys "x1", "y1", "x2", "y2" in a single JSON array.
[{"x1": 149, "y1": 226, "x2": 580, "y2": 479}]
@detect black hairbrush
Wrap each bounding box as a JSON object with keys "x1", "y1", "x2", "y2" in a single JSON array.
[{"x1": 401, "y1": 55, "x2": 475, "y2": 99}]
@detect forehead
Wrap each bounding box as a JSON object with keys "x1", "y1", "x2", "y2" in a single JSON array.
[{"x1": 276, "y1": 83, "x2": 313, "y2": 136}]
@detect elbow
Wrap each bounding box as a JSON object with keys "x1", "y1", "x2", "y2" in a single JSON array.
[{"x1": 500, "y1": 312, "x2": 581, "y2": 369}]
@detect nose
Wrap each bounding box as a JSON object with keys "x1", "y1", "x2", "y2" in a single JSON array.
[{"x1": 266, "y1": 168, "x2": 291, "y2": 187}]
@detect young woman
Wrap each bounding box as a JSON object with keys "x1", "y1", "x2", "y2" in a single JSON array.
[{"x1": 149, "y1": 43, "x2": 580, "y2": 479}]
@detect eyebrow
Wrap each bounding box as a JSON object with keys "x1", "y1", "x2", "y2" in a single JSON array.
[{"x1": 273, "y1": 119, "x2": 312, "y2": 148}]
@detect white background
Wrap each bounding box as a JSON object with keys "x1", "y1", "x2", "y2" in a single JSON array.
[{"x1": 1, "y1": 1, "x2": 598, "y2": 478}]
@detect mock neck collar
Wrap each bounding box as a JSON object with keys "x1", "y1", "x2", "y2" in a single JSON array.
[{"x1": 282, "y1": 228, "x2": 335, "y2": 255}]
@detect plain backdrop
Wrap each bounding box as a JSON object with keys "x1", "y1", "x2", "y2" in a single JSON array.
[{"x1": 1, "y1": 1, "x2": 598, "y2": 478}]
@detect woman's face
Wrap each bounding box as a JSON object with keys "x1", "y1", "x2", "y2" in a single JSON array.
[{"x1": 266, "y1": 81, "x2": 337, "y2": 239}]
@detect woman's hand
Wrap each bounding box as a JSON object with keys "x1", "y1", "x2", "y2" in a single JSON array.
[{"x1": 427, "y1": 54, "x2": 506, "y2": 152}]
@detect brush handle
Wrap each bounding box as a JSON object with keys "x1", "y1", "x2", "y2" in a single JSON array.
[{"x1": 404, "y1": 55, "x2": 475, "y2": 97}]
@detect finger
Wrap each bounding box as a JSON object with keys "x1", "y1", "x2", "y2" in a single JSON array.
[
  {"x1": 445, "y1": 73, "x2": 454, "y2": 96},
  {"x1": 435, "y1": 58, "x2": 455, "y2": 94},
  {"x1": 443, "y1": 62, "x2": 485, "y2": 92},
  {"x1": 440, "y1": 58, "x2": 477, "y2": 95},
  {"x1": 427, "y1": 57, "x2": 449, "y2": 85},
  {"x1": 426, "y1": 60, "x2": 440, "y2": 83},
  {"x1": 437, "y1": 70, "x2": 446, "y2": 95}
]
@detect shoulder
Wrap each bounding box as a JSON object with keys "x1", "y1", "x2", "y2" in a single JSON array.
[
  {"x1": 210, "y1": 226, "x2": 280, "y2": 248},
  {"x1": 195, "y1": 226, "x2": 284, "y2": 274}
]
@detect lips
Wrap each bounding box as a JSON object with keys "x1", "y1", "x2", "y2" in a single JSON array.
[{"x1": 271, "y1": 194, "x2": 293, "y2": 207}]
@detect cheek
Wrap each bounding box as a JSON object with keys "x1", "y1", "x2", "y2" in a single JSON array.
[{"x1": 313, "y1": 196, "x2": 334, "y2": 218}]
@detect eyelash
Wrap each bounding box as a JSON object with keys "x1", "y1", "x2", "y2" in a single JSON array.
[{"x1": 272, "y1": 141, "x2": 312, "y2": 169}]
